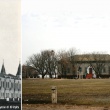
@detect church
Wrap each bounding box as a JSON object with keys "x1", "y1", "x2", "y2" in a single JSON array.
[
  {"x1": 0, "y1": 61, "x2": 21, "y2": 102},
  {"x1": 58, "y1": 54, "x2": 110, "y2": 79}
]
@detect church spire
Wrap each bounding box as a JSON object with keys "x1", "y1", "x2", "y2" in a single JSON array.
[
  {"x1": 16, "y1": 61, "x2": 21, "y2": 79},
  {"x1": 1, "y1": 59, "x2": 6, "y2": 74}
]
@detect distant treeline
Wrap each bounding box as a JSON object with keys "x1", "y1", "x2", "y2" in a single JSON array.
[{"x1": 22, "y1": 48, "x2": 110, "y2": 79}]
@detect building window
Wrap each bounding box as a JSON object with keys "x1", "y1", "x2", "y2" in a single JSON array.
[
  {"x1": 67, "y1": 68, "x2": 70, "y2": 73},
  {"x1": 16, "y1": 93, "x2": 18, "y2": 97},
  {"x1": 1, "y1": 81, "x2": 2, "y2": 88},
  {"x1": 11, "y1": 93, "x2": 13, "y2": 98},
  {"x1": 15, "y1": 83, "x2": 17, "y2": 90},
  {"x1": 19, "y1": 84, "x2": 21, "y2": 90},
  {"x1": 0, "y1": 79, "x2": 1, "y2": 86},
  {"x1": 14, "y1": 83, "x2": 15, "y2": 90},
  {"x1": 85, "y1": 67, "x2": 87, "y2": 74},
  {"x1": 11, "y1": 83, "x2": 13, "y2": 88},
  {"x1": 6, "y1": 93, "x2": 9, "y2": 98},
  {"x1": 78, "y1": 66, "x2": 82, "y2": 72},
  {"x1": 6, "y1": 93, "x2": 7, "y2": 98},
  {"x1": 108, "y1": 66, "x2": 110, "y2": 74},
  {"x1": 18, "y1": 83, "x2": 20, "y2": 90},
  {"x1": 8, "y1": 82, "x2": 9, "y2": 88},
  {"x1": 6, "y1": 82, "x2": 7, "y2": 88},
  {"x1": 3, "y1": 82, "x2": 4, "y2": 88},
  {"x1": 102, "y1": 67, "x2": 106, "y2": 73},
  {"x1": 11, "y1": 83, "x2": 13, "y2": 89}
]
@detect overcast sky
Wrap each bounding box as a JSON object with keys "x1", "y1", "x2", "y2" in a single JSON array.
[
  {"x1": 0, "y1": 0, "x2": 21, "y2": 75},
  {"x1": 22, "y1": 0, "x2": 110, "y2": 64}
]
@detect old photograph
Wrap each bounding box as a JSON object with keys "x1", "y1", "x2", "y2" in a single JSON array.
[{"x1": 0, "y1": 0, "x2": 21, "y2": 110}]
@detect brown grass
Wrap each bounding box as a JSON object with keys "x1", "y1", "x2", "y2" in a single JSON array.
[{"x1": 22, "y1": 79, "x2": 110, "y2": 106}]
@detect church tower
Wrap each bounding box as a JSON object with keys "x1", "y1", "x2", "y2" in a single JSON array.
[
  {"x1": 16, "y1": 62, "x2": 21, "y2": 79},
  {"x1": 1, "y1": 60, "x2": 6, "y2": 75}
]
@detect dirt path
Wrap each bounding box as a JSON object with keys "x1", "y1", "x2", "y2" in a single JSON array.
[{"x1": 23, "y1": 104, "x2": 110, "y2": 110}]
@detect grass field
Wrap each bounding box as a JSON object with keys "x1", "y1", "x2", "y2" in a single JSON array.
[{"x1": 22, "y1": 79, "x2": 110, "y2": 107}]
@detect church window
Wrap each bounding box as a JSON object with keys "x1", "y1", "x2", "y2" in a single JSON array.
[
  {"x1": 85, "y1": 67, "x2": 87, "y2": 74},
  {"x1": 109, "y1": 66, "x2": 110, "y2": 74},
  {"x1": 6, "y1": 82, "x2": 7, "y2": 88},
  {"x1": 67, "y1": 68, "x2": 70, "y2": 73},
  {"x1": 19, "y1": 93, "x2": 21, "y2": 98},
  {"x1": 16, "y1": 83, "x2": 18, "y2": 89},
  {"x1": 3, "y1": 82, "x2": 4, "y2": 88},
  {"x1": 6, "y1": 93, "x2": 8, "y2": 97},
  {"x1": 0, "y1": 80, "x2": 1, "y2": 87},
  {"x1": 1, "y1": 81, "x2": 2, "y2": 87},
  {"x1": 11, "y1": 83, "x2": 13, "y2": 89},
  {"x1": 16, "y1": 93, "x2": 18, "y2": 97},
  {"x1": 102, "y1": 67, "x2": 106, "y2": 73},
  {"x1": 19, "y1": 84, "x2": 21, "y2": 90},
  {"x1": 11, "y1": 93, "x2": 13, "y2": 98},
  {"x1": 8, "y1": 82, "x2": 9, "y2": 88}
]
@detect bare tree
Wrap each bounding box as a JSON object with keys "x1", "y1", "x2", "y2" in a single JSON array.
[
  {"x1": 57, "y1": 49, "x2": 69, "y2": 77},
  {"x1": 57, "y1": 48, "x2": 81, "y2": 78},
  {"x1": 26, "y1": 50, "x2": 58, "y2": 79},
  {"x1": 67, "y1": 48, "x2": 78, "y2": 75},
  {"x1": 41, "y1": 50, "x2": 58, "y2": 78},
  {"x1": 26, "y1": 53, "x2": 47, "y2": 79}
]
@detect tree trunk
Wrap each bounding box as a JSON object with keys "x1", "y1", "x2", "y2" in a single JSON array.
[
  {"x1": 49, "y1": 73, "x2": 52, "y2": 78},
  {"x1": 55, "y1": 72, "x2": 56, "y2": 79},
  {"x1": 42, "y1": 75, "x2": 44, "y2": 79}
]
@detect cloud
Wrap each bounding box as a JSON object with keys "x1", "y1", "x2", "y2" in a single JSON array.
[{"x1": 22, "y1": 0, "x2": 110, "y2": 63}]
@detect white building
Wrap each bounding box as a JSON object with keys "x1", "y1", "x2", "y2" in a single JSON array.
[{"x1": 0, "y1": 62, "x2": 21, "y2": 102}]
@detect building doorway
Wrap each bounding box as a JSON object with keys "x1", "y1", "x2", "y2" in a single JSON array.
[{"x1": 89, "y1": 68, "x2": 92, "y2": 74}]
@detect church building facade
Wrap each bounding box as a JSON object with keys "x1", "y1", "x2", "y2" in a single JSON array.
[
  {"x1": 58, "y1": 54, "x2": 110, "y2": 79},
  {"x1": 0, "y1": 62, "x2": 21, "y2": 102}
]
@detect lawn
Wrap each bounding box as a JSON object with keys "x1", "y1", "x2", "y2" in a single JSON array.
[{"x1": 22, "y1": 79, "x2": 110, "y2": 106}]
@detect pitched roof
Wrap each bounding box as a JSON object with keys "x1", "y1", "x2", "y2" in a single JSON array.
[
  {"x1": 16, "y1": 63, "x2": 21, "y2": 76},
  {"x1": 0, "y1": 62, "x2": 6, "y2": 75},
  {"x1": 72, "y1": 54, "x2": 110, "y2": 62}
]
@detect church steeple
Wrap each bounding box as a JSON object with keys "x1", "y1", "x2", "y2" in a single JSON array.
[
  {"x1": 16, "y1": 61, "x2": 21, "y2": 79},
  {"x1": 1, "y1": 60, "x2": 6, "y2": 74}
]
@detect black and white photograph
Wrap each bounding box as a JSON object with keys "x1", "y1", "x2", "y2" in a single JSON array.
[{"x1": 0, "y1": 0, "x2": 21, "y2": 110}]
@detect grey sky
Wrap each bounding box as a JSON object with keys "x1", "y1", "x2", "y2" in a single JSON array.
[
  {"x1": 0, "y1": 0, "x2": 21, "y2": 75},
  {"x1": 22, "y1": 0, "x2": 110, "y2": 64}
]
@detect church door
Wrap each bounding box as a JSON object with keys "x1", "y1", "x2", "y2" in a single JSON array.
[{"x1": 89, "y1": 68, "x2": 92, "y2": 74}]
